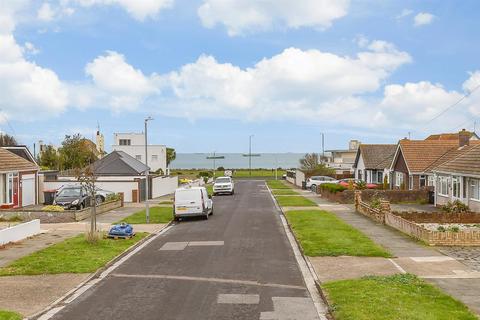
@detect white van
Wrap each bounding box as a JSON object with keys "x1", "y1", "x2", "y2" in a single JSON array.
[{"x1": 173, "y1": 187, "x2": 213, "y2": 221}]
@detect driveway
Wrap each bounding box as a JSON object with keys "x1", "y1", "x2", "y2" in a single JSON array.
[{"x1": 49, "y1": 180, "x2": 321, "y2": 320}]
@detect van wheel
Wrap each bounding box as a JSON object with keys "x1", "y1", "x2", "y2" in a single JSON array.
[
  {"x1": 231, "y1": 190, "x2": 234, "y2": 195},
  {"x1": 174, "y1": 216, "x2": 180, "y2": 222},
  {"x1": 204, "y1": 212, "x2": 209, "y2": 220}
]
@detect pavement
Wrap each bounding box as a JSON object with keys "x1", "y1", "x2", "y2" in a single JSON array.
[{"x1": 47, "y1": 180, "x2": 325, "y2": 320}]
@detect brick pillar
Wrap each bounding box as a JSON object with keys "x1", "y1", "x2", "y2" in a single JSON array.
[
  {"x1": 354, "y1": 190, "x2": 362, "y2": 210},
  {"x1": 379, "y1": 199, "x2": 390, "y2": 223}
]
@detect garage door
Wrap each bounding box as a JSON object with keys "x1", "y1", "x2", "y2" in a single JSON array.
[{"x1": 22, "y1": 174, "x2": 35, "y2": 207}]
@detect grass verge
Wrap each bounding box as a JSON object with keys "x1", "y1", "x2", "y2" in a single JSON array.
[
  {"x1": 272, "y1": 189, "x2": 299, "y2": 195},
  {"x1": 323, "y1": 274, "x2": 477, "y2": 320},
  {"x1": 285, "y1": 210, "x2": 390, "y2": 257},
  {"x1": 0, "y1": 310, "x2": 22, "y2": 320},
  {"x1": 118, "y1": 207, "x2": 173, "y2": 224},
  {"x1": 275, "y1": 196, "x2": 317, "y2": 207},
  {"x1": 158, "y1": 200, "x2": 173, "y2": 205},
  {"x1": 0, "y1": 233, "x2": 148, "y2": 276},
  {"x1": 206, "y1": 184, "x2": 213, "y2": 196},
  {"x1": 266, "y1": 180, "x2": 291, "y2": 189}
]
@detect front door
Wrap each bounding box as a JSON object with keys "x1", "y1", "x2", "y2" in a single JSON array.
[{"x1": 13, "y1": 176, "x2": 19, "y2": 207}]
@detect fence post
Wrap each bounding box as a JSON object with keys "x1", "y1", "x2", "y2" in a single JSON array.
[{"x1": 354, "y1": 190, "x2": 362, "y2": 210}]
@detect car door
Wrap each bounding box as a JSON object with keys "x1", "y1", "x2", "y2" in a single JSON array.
[{"x1": 202, "y1": 189, "x2": 212, "y2": 212}]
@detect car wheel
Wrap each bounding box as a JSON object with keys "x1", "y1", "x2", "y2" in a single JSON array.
[
  {"x1": 95, "y1": 196, "x2": 104, "y2": 205},
  {"x1": 79, "y1": 203, "x2": 84, "y2": 210},
  {"x1": 311, "y1": 185, "x2": 317, "y2": 193}
]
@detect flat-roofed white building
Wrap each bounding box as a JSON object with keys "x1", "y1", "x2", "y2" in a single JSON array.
[{"x1": 112, "y1": 133, "x2": 167, "y2": 174}]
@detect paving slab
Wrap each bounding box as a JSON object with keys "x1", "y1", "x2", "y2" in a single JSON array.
[
  {"x1": 309, "y1": 256, "x2": 399, "y2": 282},
  {"x1": 0, "y1": 274, "x2": 90, "y2": 317}
]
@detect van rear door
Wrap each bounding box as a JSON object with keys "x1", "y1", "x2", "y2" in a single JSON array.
[{"x1": 175, "y1": 189, "x2": 202, "y2": 214}]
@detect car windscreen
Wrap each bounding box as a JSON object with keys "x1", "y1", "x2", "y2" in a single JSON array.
[
  {"x1": 175, "y1": 189, "x2": 201, "y2": 201},
  {"x1": 215, "y1": 178, "x2": 231, "y2": 183},
  {"x1": 57, "y1": 188, "x2": 81, "y2": 197}
]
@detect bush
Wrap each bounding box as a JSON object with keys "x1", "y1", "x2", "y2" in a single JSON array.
[
  {"x1": 106, "y1": 193, "x2": 121, "y2": 202},
  {"x1": 370, "y1": 193, "x2": 385, "y2": 209},
  {"x1": 355, "y1": 181, "x2": 367, "y2": 190},
  {"x1": 437, "y1": 226, "x2": 446, "y2": 232},
  {"x1": 320, "y1": 183, "x2": 346, "y2": 193},
  {"x1": 448, "y1": 225, "x2": 460, "y2": 233},
  {"x1": 442, "y1": 200, "x2": 470, "y2": 214},
  {"x1": 217, "y1": 166, "x2": 225, "y2": 171},
  {"x1": 42, "y1": 205, "x2": 65, "y2": 212}
]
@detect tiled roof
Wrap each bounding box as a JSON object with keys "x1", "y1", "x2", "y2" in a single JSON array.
[
  {"x1": 425, "y1": 142, "x2": 480, "y2": 173},
  {"x1": 357, "y1": 144, "x2": 397, "y2": 169},
  {"x1": 0, "y1": 148, "x2": 38, "y2": 172},
  {"x1": 90, "y1": 151, "x2": 149, "y2": 175},
  {"x1": 433, "y1": 144, "x2": 480, "y2": 177},
  {"x1": 426, "y1": 131, "x2": 478, "y2": 140},
  {"x1": 398, "y1": 139, "x2": 459, "y2": 173}
]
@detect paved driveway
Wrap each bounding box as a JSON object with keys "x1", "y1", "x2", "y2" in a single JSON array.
[{"x1": 50, "y1": 180, "x2": 320, "y2": 320}]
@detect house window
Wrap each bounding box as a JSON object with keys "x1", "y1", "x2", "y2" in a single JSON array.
[
  {"x1": 470, "y1": 179, "x2": 480, "y2": 201},
  {"x1": 452, "y1": 176, "x2": 461, "y2": 198},
  {"x1": 419, "y1": 175, "x2": 426, "y2": 188},
  {"x1": 395, "y1": 172, "x2": 404, "y2": 187},
  {"x1": 438, "y1": 176, "x2": 449, "y2": 196},
  {"x1": 427, "y1": 176, "x2": 435, "y2": 186},
  {"x1": 151, "y1": 155, "x2": 158, "y2": 161},
  {"x1": 409, "y1": 176, "x2": 413, "y2": 190},
  {"x1": 135, "y1": 155, "x2": 142, "y2": 161},
  {"x1": 377, "y1": 172, "x2": 383, "y2": 184},
  {"x1": 119, "y1": 139, "x2": 131, "y2": 146}
]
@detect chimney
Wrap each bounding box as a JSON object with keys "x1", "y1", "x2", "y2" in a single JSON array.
[{"x1": 459, "y1": 129, "x2": 470, "y2": 147}]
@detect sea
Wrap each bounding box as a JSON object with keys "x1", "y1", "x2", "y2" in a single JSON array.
[{"x1": 170, "y1": 153, "x2": 305, "y2": 169}]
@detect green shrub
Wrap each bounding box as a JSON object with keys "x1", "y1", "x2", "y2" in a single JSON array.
[
  {"x1": 42, "y1": 205, "x2": 64, "y2": 212},
  {"x1": 437, "y1": 226, "x2": 446, "y2": 232},
  {"x1": 320, "y1": 183, "x2": 346, "y2": 193},
  {"x1": 448, "y1": 225, "x2": 460, "y2": 233},
  {"x1": 355, "y1": 180, "x2": 367, "y2": 190},
  {"x1": 0, "y1": 215, "x2": 23, "y2": 222},
  {"x1": 442, "y1": 200, "x2": 470, "y2": 214},
  {"x1": 105, "y1": 193, "x2": 121, "y2": 202}
]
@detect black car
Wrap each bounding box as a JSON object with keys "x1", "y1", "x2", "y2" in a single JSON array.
[{"x1": 54, "y1": 186, "x2": 104, "y2": 210}]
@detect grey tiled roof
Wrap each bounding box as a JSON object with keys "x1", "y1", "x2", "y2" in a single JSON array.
[
  {"x1": 91, "y1": 151, "x2": 149, "y2": 175},
  {"x1": 355, "y1": 144, "x2": 397, "y2": 170}
]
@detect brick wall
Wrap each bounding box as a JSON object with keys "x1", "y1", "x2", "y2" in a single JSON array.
[{"x1": 318, "y1": 188, "x2": 429, "y2": 204}]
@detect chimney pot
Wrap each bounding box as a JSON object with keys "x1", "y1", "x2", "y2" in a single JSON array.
[{"x1": 459, "y1": 129, "x2": 470, "y2": 147}]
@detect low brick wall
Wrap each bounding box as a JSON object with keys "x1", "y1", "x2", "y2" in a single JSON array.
[
  {"x1": 0, "y1": 199, "x2": 123, "y2": 223},
  {"x1": 318, "y1": 188, "x2": 429, "y2": 204},
  {"x1": 394, "y1": 211, "x2": 480, "y2": 224},
  {"x1": 355, "y1": 191, "x2": 480, "y2": 246},
  {"x1": 74, "y1": 200, "x2": 122, "y2": 221}
]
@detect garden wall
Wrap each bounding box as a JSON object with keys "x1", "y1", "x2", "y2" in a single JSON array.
[
  {"x1": 317, "y1": 188, "x2": 429, "y2": 204},
  {"x1": 317, "y1": 189, "x2": 354, "y2": 203},
  {"x1": 0, "y1": 219, "x2": 41, "y2": 246},
  {"x1": 0, "y1": 199, "x2": 122, "y2": 223},
  {"x1": 394, "y1": 211, "x2": 480, "y2": 224}
]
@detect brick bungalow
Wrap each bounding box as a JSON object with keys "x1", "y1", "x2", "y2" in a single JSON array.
[
  {"x1": 0, "y1": 148, "x2": 39, "y2": 208},
  {"x1": 390, "y1": 130, "x2": 480, "y2": 190},
  {"x1": 353, "y1": 144, "x2": 397, "y2": 184},
  {"x1": 432, "y1": 144, "x2": 480, "y2": 211}
]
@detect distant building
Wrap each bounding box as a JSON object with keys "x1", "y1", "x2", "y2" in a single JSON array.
[
  {"x1": 96, "y1": 128, "x2": 105, "y2": 157},
  {"x1": 112, "y1": 132, "x2": 166, "y2": 173},
  {"x1": 324, "y1": 140, "x2": 360, "y2": 174}
]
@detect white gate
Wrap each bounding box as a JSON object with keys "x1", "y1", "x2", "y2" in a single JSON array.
[{"x1": 22, "y1": 174, "x2": 35, "y2": 206}]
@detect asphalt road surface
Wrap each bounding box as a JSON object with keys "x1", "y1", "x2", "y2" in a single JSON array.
[{"x1": 51, "y1": 180, "x2": 319, "y2": 320}]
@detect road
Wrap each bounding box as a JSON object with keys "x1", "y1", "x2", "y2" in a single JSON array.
[{"x1": 51, "y1": 180, "x2": 320, "y2": 320}]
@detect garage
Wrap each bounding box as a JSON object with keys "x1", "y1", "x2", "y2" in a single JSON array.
[{"x1": 21, "y1": 174, "x2": 36, "y2": 207}]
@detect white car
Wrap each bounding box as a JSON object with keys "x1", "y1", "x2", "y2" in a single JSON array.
[
  {"x1": 173, "y1": 187, "x2": 213, "y2": 221},
  {"x1": 306, "y1": 176, "x2": 337, "y2": 192},
  {"x1": 213, "y1": 176, "x2": 234, "y2": 195}
]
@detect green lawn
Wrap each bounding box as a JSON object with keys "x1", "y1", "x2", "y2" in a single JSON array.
[
  {"x1": 266, "y1": 180, "x2": 291, "y2": 189},
  {"x1": 0, "y1": 310, "x2": 22, "y2": 320},
  {"x1": 0, "y1": 233, "x2": 148, "y2": 276},
  {"x1": 158, "y1": 200, "x2": 173, "y2": 205},
  {"x1": 272, "y1": 189, "x2": 299, "y2": 195},
  {"x1": 118, "y1": 207, "x2": 173, "y2": 224},
  {"x1": 275, "y1": 196, "x2": 317, "y2": 207},
  {"x1": 285, "y1": 210, "x2": 390, "y2": 257},
  {"x1": 206, "y1": 184, "x2": 213, "y2": 196},
  {"x1": 323, "y1": 274, "x2": 477, "y2": 320}
]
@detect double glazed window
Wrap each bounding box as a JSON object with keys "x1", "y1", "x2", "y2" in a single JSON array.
[
  {"x1": 395, "y1": 172, "x2": 404, "y2": 187},
  {"x1": 452, "y1": 176, "x2": 461, "y2": 198},
  {"x1": 119, "y1": 139, "x2": 131, "y2": 146},
  {"x1": 471, "y1": 179, "x2": 480, "y2": 201},
  {"x1": 438, "y1": 176, "x2": 449, "y2": 196}
]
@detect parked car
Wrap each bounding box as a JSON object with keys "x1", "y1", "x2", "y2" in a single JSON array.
[
  {"x1": 337, "y1": 179, "x2": 377, "y2": 189},
  {"x1": 213, "y1": 176, "x2": 235, "y2": 195},
  {"x1": 173, "y1": 186, "x2": 213, "y2": 221},
  {"x1": 53, "y1": 185, "x2": 113, "y2": 210},
  {"x1": 306, "y1": 176, "x2": 338, "y2": 192}
]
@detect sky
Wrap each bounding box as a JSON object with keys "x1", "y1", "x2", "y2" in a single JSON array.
[{"x1": 1, "y1": 0, "x2": 480, "y2": 154}]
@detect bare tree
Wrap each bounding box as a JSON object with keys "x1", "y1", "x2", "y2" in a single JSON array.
[
  {"x1": 299, "y1": 153, "x2": 320, "y2": 171},
  {"x1": 76, "y1": 166, "x2": 98, "y2": 242}
]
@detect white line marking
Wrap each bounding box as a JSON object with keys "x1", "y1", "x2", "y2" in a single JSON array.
[
  {"x1": 410, "y1": 256, "x2": 455, "y2": 262},
  {"x1": 265, "y1": 183, "x2": 328, "y2": 320},
  {"x1": 388, "y1": 259, "x2": 407, "y2": 274},
  {"x1": 159, "y1": 241, "x2": 189, "y2": 251},
  {"x1": 189, "y1": 241, "x2": 224, "y2": 246},
  {"x1": 217, "y1": 294, "x2": 260, "y2": 304},
  {"x1": 111, "y1": 273, "x2": 306, "y2": 290}
]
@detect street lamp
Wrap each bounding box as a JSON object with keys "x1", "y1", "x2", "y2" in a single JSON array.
[{"x1": 145, "y1": 116, "x2": 153, "y2": 223}]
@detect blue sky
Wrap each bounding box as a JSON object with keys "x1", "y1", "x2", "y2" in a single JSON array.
[{"x1": 1, "y1": 0, "x2": 480, "y2": 153}]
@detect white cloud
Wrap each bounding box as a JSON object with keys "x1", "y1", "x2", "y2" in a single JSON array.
[
  {"x1": 24, "y1": 41, "x2": 40, "y2": 55},
  {"x1": 198, "y1": 0, "x2": 349, "y2": 36},
  {"x1": 84, "y1": 51, "x2": 159, "y2": 111},
  {"x1": 396, "y1": 9, "x2": 413, "y2": 20},
  {"x1": 414, "y1": 12, "x2": 435, "y2": 27},
  {"x1": 70, "y1": 0, "x2": 174, "y2": 21},
  {"x1": 37, "y1": 2, "x2": 55, "y2": 21}
]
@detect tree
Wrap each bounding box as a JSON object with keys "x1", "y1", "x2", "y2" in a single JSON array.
[
  {"x1": 299, "y1": 153, "x2": 320, "y2": 171},
  {"x1": 38, "y1": 145, "x2": 59, "y2": 170},
  {"x1": 58, "y1": 134, "x2": 98, "y2": 170},
  {"x1": 166, "y1": 147, "x2": 176, "y2": 167},
  {"x1": 76, "y1": 166, "x2": 99, "y2": 243},
  {"x1": 0, "y1": 133, "x2": 17, "y2": 147}
]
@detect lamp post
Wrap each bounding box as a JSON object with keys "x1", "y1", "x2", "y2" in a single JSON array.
[{"x1": 145, "y1": 116, "x2": 153, "y2": 223}]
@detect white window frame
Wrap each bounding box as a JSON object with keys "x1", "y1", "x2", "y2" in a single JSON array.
[
  {"x1": 135, "y1": 155, "x2": 142, "y2": 161},
  {"x1": 395, "y1": 172, "x2": 404, "y2": 187},
  {"x1": 438, "y1": 176, "x2": 449, "y2": 196},
  {"x1": 419, "y1": 175, "x2": 426, "y2": 188},
  {"x1": 470, "y1": 179, "x2": 480, "y2": 201},
  {"x1": 151, "y1": 154, "x2": 158, "y2": 162},
  {"x1": 452, "y1": 176, "x2": 461, "y2": 199}
]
